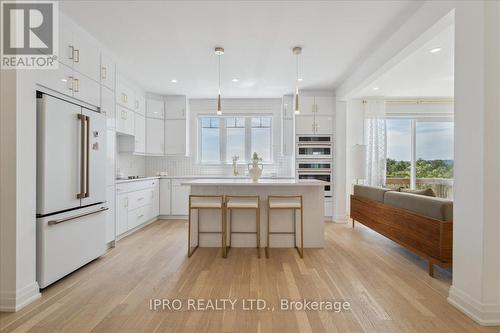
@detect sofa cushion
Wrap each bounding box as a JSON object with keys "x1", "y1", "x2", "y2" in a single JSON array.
[
  {"x1": 399, "y1": 187, "x2": 436, "y2": 197},
  {"x1": 353, "y1": 185, "x2": 394, "y2": 203},
  {"x1": 384, "y1": 191, "x2": 453, "y2": 221}
]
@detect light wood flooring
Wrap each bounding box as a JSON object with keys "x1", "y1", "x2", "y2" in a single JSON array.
[{"x1": 1, "y1": 220, "x2": 499, "y2": 333}]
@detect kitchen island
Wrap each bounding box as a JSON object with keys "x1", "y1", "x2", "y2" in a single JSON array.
[{"x1": 184, "y1": 178, "x2": 326, "y2": 249}]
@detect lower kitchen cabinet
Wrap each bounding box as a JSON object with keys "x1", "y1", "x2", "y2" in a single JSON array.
[
  {"x1": 159, "y1": 179, "x2": 171, "y2": 215},
  {"x1": 171, "y1": 179, "x2": 190, "y2": 215},
  {"x1": 115, "y1": 178, "x2": 159, "y2": 237},
  {"x1": 105, "y1": 185, "x2": 115, "y2": 243}
]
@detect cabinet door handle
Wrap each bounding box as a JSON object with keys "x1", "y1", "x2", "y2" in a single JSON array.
[
  {"x1": 101, "y1": 66, "x2": 107, "y2": 79},
  {"x1": 122, "y1": 93, "x2": 128, "y2": 103},
  {"x1": 67, "y1": 76, "x2": 74, "y2": 91},
  {"x1": 73, "y1": 48, "x2": 80, "y2": 63},
  {"x1": 68, "y1": 45, "x2": 74, "y2": 60},
  {"x1": 137, "y1": 214, "x2": 144, "y2": 219},
  {"x1": 73, "y1": 78, "x2": 80, "y2": 92},
  {"x1": 121, "y1": 110, "x2": 127, "y2": 120},
  {"x1": 137, "y1": 197, "x2": 144, "y2": 201}
]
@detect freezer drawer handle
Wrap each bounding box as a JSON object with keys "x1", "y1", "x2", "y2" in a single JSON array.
[{"x1": 48, "y1": 207, "x2": 109, "y2": 225}]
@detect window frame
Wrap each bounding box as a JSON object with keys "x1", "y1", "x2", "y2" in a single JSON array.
[
  {"x1": 197, "y1": 114, "x2": 273, "y2": 165},
  {"x1": 386, "y1": 115, "x2": 453, "y2": 189}
]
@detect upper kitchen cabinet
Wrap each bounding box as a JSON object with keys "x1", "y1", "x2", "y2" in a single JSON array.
[
  {"x1": 72, "y1": 73, "x2": 100, "y2": 107},
  {"x1": 116, "y1": 107, "x2": 134, "y2": 136},
  {"x1": 116, "y1": 74, "x2": 135, "y2": 110},
  {"x1": 165, "y1": 95, "x2": 187, "y2": 119},
  {"x1": 100, "y1": 53, "x2": 116, "y2": 90},
  {"x1": 296, "y1": 95, "x2": 315, "y2": 114},
  {"x1": 295, "y1": 115, "x2": 316, "y2": 135},
  {"x1": 58, "y1": 16, "x2": 100, "y2": 83},
  {"x1": 165, "y1": 119, "x2": 186, "y2": 155},
  {"x1": 101, "y1": 86, "x2": 115, "y2": 130},
  {"x1": 313, "y1": 96, "x2": 334, "y2": 115},
  {"x1": 146, "y1": 118, "x2": 165, "y2": 155},
  {"x1": 313, "y1": 115, "x2": 333, "y2": 135},
  {"x1": 134, "y1": 92, "x2": 146, "y2": 116},
  {"x1": 134, "y1": 113, "x2": 146, "y2": 154},
  {"x1": 146, "y1": 98, "x2": 165, "y2": 119}
]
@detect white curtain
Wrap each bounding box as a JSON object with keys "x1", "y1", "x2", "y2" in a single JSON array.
[{"x1": 364, "y1": 100, "x2": 387, "y2": 187}]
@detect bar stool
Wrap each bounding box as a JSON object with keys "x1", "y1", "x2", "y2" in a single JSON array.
[
  {"x1": 225, "y1": 196, "x2": 260, "y2": 258},
  {"x1": 188, "y1": 195, "x2": 226, "y2": 258},
  {"x1": 266, "y1": 195, "x2": 303, "y2": 258}
]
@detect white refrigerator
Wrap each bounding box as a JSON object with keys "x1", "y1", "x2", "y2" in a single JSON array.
[{"x1": 36, "y1": 92, "x2": 107, "y2": 288}]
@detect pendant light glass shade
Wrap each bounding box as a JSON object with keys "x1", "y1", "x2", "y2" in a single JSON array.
[
  {"x1": 293, "y1": 46, "x2": 302, "y2": 114},
  {"x1": 215, "y1": 47, "x2": 224, "y2": 115}
]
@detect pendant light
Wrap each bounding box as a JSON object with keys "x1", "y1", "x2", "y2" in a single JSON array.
[
  {"x1": 293, "y1": 46, "x2": 302, "y2": 114},
  {"x1": 215, "y1": 46, "x2": 224, "y2": 115}
]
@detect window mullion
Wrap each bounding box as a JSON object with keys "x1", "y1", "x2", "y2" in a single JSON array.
[
  {"x1": 220, "y1": 118, "x2": 226, "y2": 164},
  {"x1": 245, "y1": 117, "x2": 251, "y2": 162},
  {"x1": 410, "y1": 119, "x2": 416, "y2": 189}
]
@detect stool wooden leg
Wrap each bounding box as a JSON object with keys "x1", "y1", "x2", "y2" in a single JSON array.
[
  {"x1": 300, "y1": 200, "x2": 304, "y2": 258},
  {"x1": 266, "y1": 198, "x2": 270, "y2": 258},
  {"x1": 352, "y1": 219, "x2": 355, "y2": 228},
  {"x1": 188, "y1": 204, "x2": 192, "y2": 257},
  {"x1": 428, "y1": 261, "x2": 434, "y2": 277},
  {"x1": 256, "y1": 205, "x2": 260, "y2": 258},
  {"x1": 222, "y1": 204, "x2": 226, "y2": 258}
]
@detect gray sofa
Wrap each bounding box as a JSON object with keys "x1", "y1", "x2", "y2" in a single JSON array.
[{"x1": 350, "y1": 185, "x2": 453, "y2": 276}]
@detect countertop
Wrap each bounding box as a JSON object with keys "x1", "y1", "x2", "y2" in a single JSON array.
[
  {"x1": 116, "y1": 175, "x2": 294, "y2": 184},
  {"x1": 183, "y1": 178, "x2": 327, "y2": 186}
]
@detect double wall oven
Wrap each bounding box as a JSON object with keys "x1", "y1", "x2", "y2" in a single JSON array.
[{"x1": 296, "y1": 135, "x2": 333, "y2": 199}]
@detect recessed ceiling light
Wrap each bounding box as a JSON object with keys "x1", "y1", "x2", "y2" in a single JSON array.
[
  {"x1": 430, "y1": 47, "x2": 441, "y2": 53},
  {"x1": 297, "y1": 78, "x2": 303, "y2": 82},
  {"x1": 372, "y1": 87, "x2": 380, "y2": 91},
  {"x1": 171, "y1": 79, "x2": 177, "y2": 83},
  {"x1": 232, "y1": 78, "x2": 239, "y2": 82}
]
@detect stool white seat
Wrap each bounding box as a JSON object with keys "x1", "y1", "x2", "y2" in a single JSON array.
[
  {"x1": 188, "y1": 195, "x2": 226, "y2": 258},
  {"x1": 268, "y1": 197, "x2": 301, "y2": 209},
  {"x1": 225, "y1": 195, "x2": 260, "y2": 258},
  {"x1": 227, "y1": 197, "x2": 259, "y2": 209},
  {"x1": 191, "y1": 197, "x2": 223, "y2": 208},
  {"x1": 266, "y1": 195, "x2": 304, "y2": 259}
]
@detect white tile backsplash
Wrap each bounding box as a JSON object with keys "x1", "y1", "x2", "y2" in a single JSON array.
[{"x1": 116, "y1": 153, "x2": 146, "y2": 177}]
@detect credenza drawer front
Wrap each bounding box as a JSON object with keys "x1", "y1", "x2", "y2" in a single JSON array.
[{"x1": 128, "y1": 189, "x2": 153, "y2": 211}]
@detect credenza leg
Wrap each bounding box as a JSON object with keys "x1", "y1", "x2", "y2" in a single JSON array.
[
  {"x1": 428, "y1": 262, "x2": 434, "y2": 277},
  {"x1": 352, "y1": 219, "x2": 355, "y2": 228}
]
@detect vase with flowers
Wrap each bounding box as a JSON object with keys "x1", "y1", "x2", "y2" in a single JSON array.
[{"x1": 248, "y1": 152, "x2": 264, "y2": 182}]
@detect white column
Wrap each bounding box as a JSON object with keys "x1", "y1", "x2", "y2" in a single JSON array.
[
  {"x1": 448, "y1": 0, "x2": 500, "y2": 325},
  {"x1": 345, "y1": 100, "x2": 365, "y2": 214},
  {"x1": 333, "y1": 100, "x2": 347, "y2": 222}
]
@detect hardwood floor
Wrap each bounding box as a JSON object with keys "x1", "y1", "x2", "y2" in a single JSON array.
[{"x1": 1, "y1": 220, "x2": 499, "y2": 333}]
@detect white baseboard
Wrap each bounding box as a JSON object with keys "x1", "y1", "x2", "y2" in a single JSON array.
[
  {"x1": 448, "y1": 285, "x2": 500, "y2": 326},
  {"x1": 333, "y1": 214, "x2": 349, "y2": 223},
  {"x1": 0, "y1": 281, "x2": 41, "y2": 312},
  {"x1": 159, "y1": 215, "x2": 188, "y2": 220}
]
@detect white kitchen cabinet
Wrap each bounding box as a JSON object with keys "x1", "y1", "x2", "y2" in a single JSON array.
[
  {"x1": 297, "y1": 96, "x2": 315, "y2": 114},
  {"x1": 165, "y1": 119, "x2": 186, "y2": 155},
  {"x1": 100, "y1": 53, "x2": 115, "y2": 90},
  {"x1": 58, "y1": 18, "x2": 74, "y2": 68},
  {"x1": 134, "y1": 113, "x2": 146, "y2": 154},
  {"x1": 106, "y1": 130, "x2": 115, "y2": 186},
  {"x1": 171, "y1": 179, "x2": 190, "y2": 215},
  {"x1": 105, "y1": 185, "x2": 116, "y2": 243},
  {"x1": 147, "y1": 98, "x2": 165, "y2": 119},
  {"x1": 36, "y1": 62, "x2": 74, "y2": 97},
  {"x1": 295, "y1": 115, "x2": 316, "y2": 135},
  {"x1": 134, "y1": 92, "x2": 146, "y2": 116},
  {"x1": 151, "y1": 180, "x2": 160, "y2": 219},
  {"x1": 146, "y1": 118, "x2": 165, "y2": 155},
  {"x1": 313, "y1": 96, "x2": 334, "y2": 115},
  {"x1": 165, "y1": 95, "x2": 187, "y2": 119},
  {"x1": 116, "y1": 107, "x2": 134, "y2": 136},
  {"x1": 116, "y1": 75, "x2": 135, "y2": 110},
  {"x1": 159, "y1": 179, "x2": 171, "y2": 216},
  {"x1": 72, "y1": 32, "x2": 101, "y2": 83},
  {"x1": 314, "y1": 115, "x2": 333, "y2": 135},
  {"x1": 116, "y1": 193, "x2": 129, "y2": 236},
  {"x1": 282, "y1": 118, "x2": 294, "y2": 156},
  {"x1": 324, "y1": 197, "x2": 333, "y2": 218},
  {"x1": 101, "y1": 86, "x2": 115, "y2": 130},
  {"x1": 72, "y1": 73, "x2": 100, "y2": 107}
]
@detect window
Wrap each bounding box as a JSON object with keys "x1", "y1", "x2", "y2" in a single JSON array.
[
  {"x1": 386, "y1": 118, "x2": 454, "y2": 198},
  {"x1": 200, "y1": 117, "x2": 220, "y2": 163},
  {"x1": 251, "y1": 117, "x2": 272, "y2": 162},
  {"x1": 198, "y1": 115, "x2": 273, "y2": 164}
]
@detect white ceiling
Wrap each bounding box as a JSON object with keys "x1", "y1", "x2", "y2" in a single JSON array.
[
  {"x1": 60, "y1": 0, "x2": 423, "y2": 98},
  {"x1": 355, "y1": 24, "x2": 455, "y2": 98}
]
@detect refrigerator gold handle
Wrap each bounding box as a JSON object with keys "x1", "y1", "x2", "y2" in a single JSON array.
[
  {"x1": 77, "y1": 114, "x2": 85, "y2": 199},
  {"x1": 85, "y1": 115, "x2": 90, "y2": 198},
  {"x1": 48, "y1": 207, "x2": 108, "y2": 225}
]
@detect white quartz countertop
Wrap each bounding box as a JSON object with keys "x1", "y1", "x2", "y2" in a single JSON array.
[
  {"x1": 183, "y1": 178, "x2": 327, "y2": 186},
  {"x1": 116, "y1": 175, "x2": 294, "y2": 183}
]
